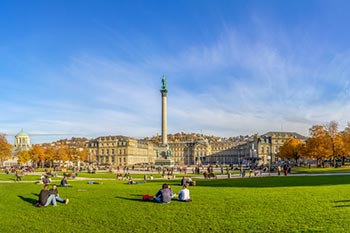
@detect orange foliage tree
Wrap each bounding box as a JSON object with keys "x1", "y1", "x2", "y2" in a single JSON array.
[
  {"x1": 304, "y1": 125, "x2": 332, "y2": 167},
  {"x1": 278, "y1": 138, "x2": 305, "y2": 163},
  {"x1": 45, "y1": 147, "x2": 56, "y2": 167},
  {"x1": 0, "y1": 135, "x2": 12, "y2": 164},
  {"x1": 17, "y1": 150, "x2": 31, "y2": 165},
  {"x1": 29, "y1": 145, "x2": 46, "y2": 168},
  {"x1": 56, "y1": 146, "x2": 72, "y2": 163}
]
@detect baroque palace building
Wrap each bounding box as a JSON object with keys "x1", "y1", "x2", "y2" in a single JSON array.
[
  {"x1": 85, "y1": 132, "x2": 306, "y2": 166},
  {"x1": 168, "y1": 136, "x2": 238, "y2": 165},
  {"x1": 86, "y1": 136, "x2": 156, "y2": 166},
  {"x1": 86, "y1": 133, "x2": 239, "y2": 166},
  {"x1": 231, "y1": 131, "x2": 307, "y2": 165}
]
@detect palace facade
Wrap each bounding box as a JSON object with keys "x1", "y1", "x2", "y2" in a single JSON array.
[
  {"x1": 86, "y1": 136, "x2": 156, "y2": 166},
  {"x1": 230, "y1": 131, "x2": 307, "y2": 165},
  {"x1": 86, "y1": 132, "x2": 306, "y2": 166},
  {"x1": 87, "y1": 133, "x2": 238, "y2": 166}
]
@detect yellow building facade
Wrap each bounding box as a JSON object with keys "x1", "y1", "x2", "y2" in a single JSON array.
[
  {"x1": 86, "y1": 132, "x2": 306, "y2": 166},
  {"x1": 86, "y1": 136, "x2": 156, "y2": 166}
]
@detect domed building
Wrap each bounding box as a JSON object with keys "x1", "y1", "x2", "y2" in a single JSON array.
[
  {"x1": 3, "y1": 129, "x2": 32, "y2": 167},
  {"x1": 13, "y1": 129, "x2": 32, "y2": 155}
]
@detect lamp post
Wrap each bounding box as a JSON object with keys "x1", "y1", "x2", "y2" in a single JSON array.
[{"x1": 268, "y1": 155, "x2": 271, "y2": 176}]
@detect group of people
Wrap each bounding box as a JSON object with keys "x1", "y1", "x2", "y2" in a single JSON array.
[
  {"x1": 34, "y1": 175, "x2": 72, "y2": 207},
  {"x1": 35, "y1": 184, "x2": 69, "y2": 207},
  {"x1": 144, "y1": 183, "x2": 192, "y2": 203},
  {"x1": 33, "y1": 170, "x2": 194, "y2": 208},
  {"x1": 180, "y1": 176, "x2": 195, "y2": 186}
]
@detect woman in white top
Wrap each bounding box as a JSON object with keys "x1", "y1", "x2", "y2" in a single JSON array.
[{"x1": 178, "y1": 183, "x2": 192, "y2": 202}]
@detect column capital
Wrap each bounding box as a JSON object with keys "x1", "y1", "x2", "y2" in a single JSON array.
[{"x1": 160, "y1": 89, "x2": 168, "y2": 97}]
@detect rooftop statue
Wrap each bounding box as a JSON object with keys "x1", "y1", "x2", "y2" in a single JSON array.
[{"x1": 161, "y1": 75, "x2": 167, "y2": 90}]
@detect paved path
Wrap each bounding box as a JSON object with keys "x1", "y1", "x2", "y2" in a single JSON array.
[{"x1": 1, "y1": 171, "x2": 350, "y2": 184}]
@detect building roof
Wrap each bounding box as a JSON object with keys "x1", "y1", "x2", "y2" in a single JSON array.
[
  {"x1": 16, "y1": 129, "x2": 29, "y2": 137},
  {"x1": 262, "y1": 131, "x2": 307, "y2": 139}
]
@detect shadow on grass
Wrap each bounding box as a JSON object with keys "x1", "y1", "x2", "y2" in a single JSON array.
[
  {"x1": 130, "y1": 194, "x2": 143, "y2": 197},
  {"x1": 18, "y1": 195, "x2": 37, "y2": 205},
  {"x1": 334, "y1": 205, "x2": 350, "y2": 208},
  {"x1": 115, "y1": 196, "x2": 145, "y2": 202},
  {"x1": 334, "y1": 200, "x2": 350, "y2": 203},
  {"x1": 195, "y1": 175, "x2": 350, "y2": 188}
]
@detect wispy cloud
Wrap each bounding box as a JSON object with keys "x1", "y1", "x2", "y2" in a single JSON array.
[{"x1": 3, "y1": 13, "x2": 350, "y2": 143}]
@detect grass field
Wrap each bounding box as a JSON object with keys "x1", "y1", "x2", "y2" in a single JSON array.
[
  {"x1": 1, "y1": 173, "x2": 350, "y2": 233},
  {"x1": 292, "y1": 167, "x2": 350, "y2": 174}
]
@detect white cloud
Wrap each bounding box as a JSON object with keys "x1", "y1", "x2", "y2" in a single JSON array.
[{"x1": 3, "y1": 23, "x2": 350, "y2": 143}]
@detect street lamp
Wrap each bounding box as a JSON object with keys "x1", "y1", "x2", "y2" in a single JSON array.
[{"x1": 268, "y1": 155, "x2": 271, "y2": 176}]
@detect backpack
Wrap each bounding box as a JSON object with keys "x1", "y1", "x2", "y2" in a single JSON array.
[{"x1": 142, "y1": 194, "x2": 154, "y2": 201}]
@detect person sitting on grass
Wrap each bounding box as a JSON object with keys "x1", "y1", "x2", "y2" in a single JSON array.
[
  {"x1": 35, "y1": 184, "x2": 57, "y2": 207},
  {"x1": 49, "y1": 184, "x2": 69, "y2": 205},
  {"x1": 154, "y1": 183, "x2": 173, "y2": 204},
  {"x1": 35, "y1": 174, "x2": 51, "y2": 185},
  {"x1": 178, "y1": 183, "x2": 192, "y2": 202},
  {"x1": 167, "y1": 184, "x2": 177, "y2": 199},
  {"x1": 60, "y1": 176, "x2": 71, "y2": 187},
  {"x1": 180, "y1": 177, "x2": 186, "y2": 186}
]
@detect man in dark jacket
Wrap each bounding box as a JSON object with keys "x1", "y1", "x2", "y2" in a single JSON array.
[
  {"x1": 154, "y1": 184, "x2": 173, "y2": 203},
  {"x1": 36, "y1": 184, "x2": 57, "y2": 207}
]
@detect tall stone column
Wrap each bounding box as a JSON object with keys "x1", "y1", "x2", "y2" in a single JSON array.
[
  {"x1": 161, "y1": 88, "x2": 168, "y2": 146},
  {"x1": 155, "y1": 76, "x2": 173, "y2": 166}
]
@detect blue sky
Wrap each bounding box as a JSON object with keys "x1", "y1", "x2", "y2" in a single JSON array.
[{"x1": 1, "y1": 0, "x2": 350, "y2": 144}]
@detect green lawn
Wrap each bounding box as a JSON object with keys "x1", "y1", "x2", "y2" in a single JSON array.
[
  {"x1": 1, "y1": 174, "x2": 350, "y2": 232},
  {"x1": 292, "y1": 167, "x2": 350, "y2": 174}
]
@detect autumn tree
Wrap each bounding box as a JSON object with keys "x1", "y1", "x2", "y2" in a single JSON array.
[
  {"x1": 0, "y1": 134, "x2": 12, "y2": 164},
  {"x1": 278, "y1": 138, "x2": 305, "y2": 163},
  {"x1": 304, "y1": 125, "x2": 332, "y2": 167},
  {"x1": 17, "y1": 150, "x2": 31, "y2": 165},
  {"x1": 56, "y1": 146, "x2": 71, "y2": 163},
  {"x1": 77, "y1": 148, "x2": 89, "y2": 162},
  {"x1": 341, "y1": 132, "x2": 350, "y2": 155},
  {"x1": 29, "y1": 145, "x2": 46, "y2": 168},
  {"x1": 45, "y1": 147, "x2": 56, "y2": 167},
  {"x1": 324, "y1": 121, "x2": 344, "y2": 166}
]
